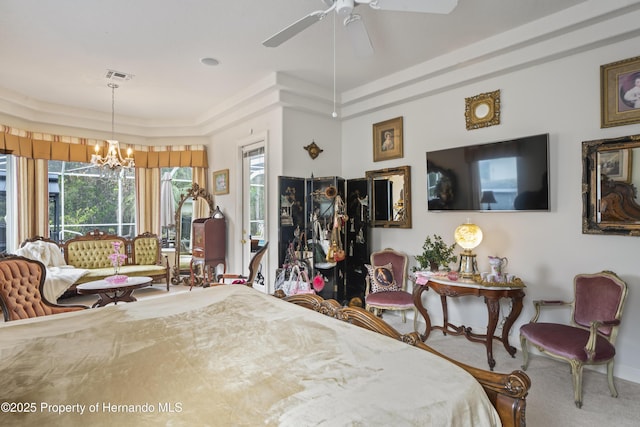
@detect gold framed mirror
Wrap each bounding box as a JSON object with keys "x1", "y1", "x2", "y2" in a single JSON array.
[
  {"x1": 365, "y1": 165, "x2": 412, "y2": 228},
  {"x1": 582, "y1": 134, "x2": 640, "y2": 236},
  {"x1": 465, "y1": 90, "x2": 501, "y2": 130},
  {"x1": 171, "y1": 183, "x2": 215, "y2": 285}
]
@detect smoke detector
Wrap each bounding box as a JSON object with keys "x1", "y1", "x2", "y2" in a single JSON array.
[{"x1": 105, "y1": 69, "x2": 134, "y2": 82}]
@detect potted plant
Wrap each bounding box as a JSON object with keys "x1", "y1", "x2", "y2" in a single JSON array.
[{"x1": 414, "y1": 234, "x2": 457, "y2": 272}]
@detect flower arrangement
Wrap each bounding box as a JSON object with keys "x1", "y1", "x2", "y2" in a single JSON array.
[
  {"x1": 414, "y1": 234, "x2": 457, "y2": 272},
  {"x1": 106, "y1": 241, "x2": 128, "y2": 283}
]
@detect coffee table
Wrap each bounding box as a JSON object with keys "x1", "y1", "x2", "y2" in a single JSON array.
[{"x1": 76, "y1": 276, "x2": 153, "y2": 308}]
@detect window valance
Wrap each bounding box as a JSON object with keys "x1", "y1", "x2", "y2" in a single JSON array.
[{"x1": 0, "y1": 126, "x2": 207, "y2": 168}]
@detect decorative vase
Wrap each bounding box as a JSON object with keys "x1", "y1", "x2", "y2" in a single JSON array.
[
  {"x1": 105, "y1": 274, "x2": 128, "y2": 284},
  {"x1": 429, "y1": 261, "x2": 439, "y2": 272}
]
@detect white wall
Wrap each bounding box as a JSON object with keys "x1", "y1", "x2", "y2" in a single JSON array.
[
  {"x1": 341, "y1": 35, "x2": 640, "y2": 383},
  {"x1": 207, "y1": 108, "x2": 284, "y2": 289},
  {"x1": 282, "y1": 108, "x2": 342, "y2": 178}
]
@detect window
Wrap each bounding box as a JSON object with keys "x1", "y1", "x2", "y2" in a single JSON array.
[
  {"x1": 160, "y1": 167, "x2": 192, "y2": 249},
  {"x1": 48, "y1": 160, "x2": 136, "y2": 241},
  {"x1": 0, "y1": 154, "x2": 9, "y2": 251},
  {"x1": 478, "y1": 157, "x2": 517, "y2": 210}
]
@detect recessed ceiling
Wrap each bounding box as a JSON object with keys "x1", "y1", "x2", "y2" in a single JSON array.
[{"x1": 0, "y1": 0, "x2": 587, "y2": 126}]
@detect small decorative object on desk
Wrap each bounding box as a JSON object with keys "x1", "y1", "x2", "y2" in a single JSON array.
[
  {"x1": 106, "y1": 241, "x2": 128, "y2": 284},
  {"x1": 472, "y1": 273, "x2": 525, "y2": 288},
  {"x1": 105, "y1": 274, "x2": 129, "y2": 284}
]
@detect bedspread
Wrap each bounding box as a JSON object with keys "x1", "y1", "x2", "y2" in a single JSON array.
[{"x1": 0, "y1": 285, "x2": 500, "y2": 426}]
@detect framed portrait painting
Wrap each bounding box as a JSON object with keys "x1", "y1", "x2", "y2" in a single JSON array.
[
  {"x1": 373, "y1": 116, "x2": 403, "y2": 162},
  {"x1": 213, "y1": 169, "x2": 229, "y2": 195},
  {"x1": 601, "y1": 55, "x2": 640, "y2": 128},
  {"x1": 598, "y1": 148, "x2": 632, "y2": 182}
]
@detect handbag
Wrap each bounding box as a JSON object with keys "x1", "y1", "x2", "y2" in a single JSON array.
[{"x1": 280, "y1": 265, "x2": 313, "y2": 295}]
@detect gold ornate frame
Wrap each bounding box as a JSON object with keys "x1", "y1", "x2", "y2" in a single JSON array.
[
  {"x1": 465, "y1": 90, "x2": 501, "y2": 130},
  {"x1": 582, "y1": 133, "x2": 640, "y2": 236},
  {"x1": 601, "y1": 55, "x2": 640, "y2": 128},
  {"x1": 213, "y1": 169, "x2": 229, "y2": 195},
  {"x1": 373, "y1": 116, "x2": 403, "y2": 162}
]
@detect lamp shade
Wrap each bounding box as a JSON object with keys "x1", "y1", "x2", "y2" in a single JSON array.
[
  {"x1": 480, "y1": 191, "x2": 497, "y2": 204},
  {"x1": 454, "y1": 222, "x2": 483, "y2": 250}
]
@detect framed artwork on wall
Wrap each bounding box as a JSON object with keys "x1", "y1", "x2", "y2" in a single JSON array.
[
  {"x1": 373, "y1": 116, "x2": 403, "y2": 162},
  {"x1": 599, "y1": 148, "x2": 632, "y2": 182},
  {"x1": 601, "y1": 55, "x2": 640, "y2": 128},
  {"x1": 465, "y1": 90, "x2": 500, "y2": 130},
  {"x1": 213, "y1": 169, "x2": 229, "y2": 195}
]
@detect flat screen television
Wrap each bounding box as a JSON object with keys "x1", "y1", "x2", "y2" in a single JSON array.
[{"x1": 426, "y1": 133, "x2": 549, "y2": 211}]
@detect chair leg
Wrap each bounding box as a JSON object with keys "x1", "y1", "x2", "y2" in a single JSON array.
[
  {"x1": 413, "y1": 307, "x2": 418, "y2": 332},
  {"x1": 401, "y1": 310, "x2": 406, "y2": 323},
  {"x1": 607, "y1": 360, "x2": 619, "y2": 398},
  {"x1": 520, "y1": 334, "x2": 530, "y2": 370},
  {"x1": 570, "y1": 360, "x2": 584, "y2": 408}
]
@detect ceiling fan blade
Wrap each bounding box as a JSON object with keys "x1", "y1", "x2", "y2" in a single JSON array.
[
  {"x1": 344, "y1": 14, "x2": 373, "y2": 57},
  {"x1": 263, "y1": 11, "x2": 325, "y2": 47},
  {"x1": 364, "y1": 0, "x2": 458, "y2": 14}
]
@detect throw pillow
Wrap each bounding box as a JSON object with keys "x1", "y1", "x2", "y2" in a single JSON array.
[{"x1": 365, "y1": 263, "x2": 400, "y2": 293}]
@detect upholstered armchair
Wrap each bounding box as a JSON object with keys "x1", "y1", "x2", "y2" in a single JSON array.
[
  {"x1": 519, "y1": 271, "x2": 628, "y2": 408},
  {"x1": 0, "y1": 254, "x2": 88, "y2": 321},
  {"x1": 364, "y1": 248, "x2": 415, "y2": 324}
]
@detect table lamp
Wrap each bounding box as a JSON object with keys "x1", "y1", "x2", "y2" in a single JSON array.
[
  {"x1": 480, "y1": 191, "x2": 497, "y2": 210},
  {"x1": 454, "y1": 221, "x2": 483, "y2": 278}
]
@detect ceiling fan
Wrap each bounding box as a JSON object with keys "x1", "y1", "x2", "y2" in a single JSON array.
[{"x1": 262, "y1": 0, "x2": 458, "y2": 57}]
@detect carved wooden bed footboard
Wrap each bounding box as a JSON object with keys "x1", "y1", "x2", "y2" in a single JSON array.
[{"x1": 282, "y1": 293, "x2": 530, "y2": 427}]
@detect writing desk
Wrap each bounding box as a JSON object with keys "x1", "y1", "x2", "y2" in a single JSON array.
[{"x1": 412, "y1": 275, "x2": 525, "y2": 370}]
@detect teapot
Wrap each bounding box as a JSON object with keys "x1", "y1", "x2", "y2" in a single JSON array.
[{"x1": 488, "y1": 256, "x2": 508, "y2": 278}]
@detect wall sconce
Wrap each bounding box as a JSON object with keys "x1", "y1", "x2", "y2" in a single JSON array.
[
  {"x1": 454, "y1": 221, "x2": 483, "y2": 278},
  {"x1": 304, "y1": 141, "x2": 323, "y2": 159}
]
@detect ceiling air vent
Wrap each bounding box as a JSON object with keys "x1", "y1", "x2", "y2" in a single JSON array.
[{"x1": 105, "y1": 69, "x2": 134, "y2": 82}]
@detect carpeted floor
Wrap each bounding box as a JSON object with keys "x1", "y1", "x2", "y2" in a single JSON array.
[
  {"x1": 61, "y1": 285, "x2": 640, "y2": 426},
  {"x1": 384, "y1": 313, "x2": 640, "y2": 427}
]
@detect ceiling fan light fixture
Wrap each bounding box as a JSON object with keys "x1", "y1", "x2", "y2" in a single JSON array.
[{"x1": 336, "y1": 0, "x2": 355, "y2": 15}]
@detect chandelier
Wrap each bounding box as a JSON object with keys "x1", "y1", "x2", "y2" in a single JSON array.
[{"x1": 91, "y1": 83, "x2": 135, "y2": 170}]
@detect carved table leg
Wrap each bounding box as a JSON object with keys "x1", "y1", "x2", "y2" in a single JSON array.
[
  {"x1": 440, "y1": 295, "x2": 449, "y2": 336},
  {"x1": 485, "y1": 296, "x2": 501, "y2": 371},
  {"x1": 412, "y1": 284, "x2": 431, "y2": 341},
  {"x1": 92, "y1": 289, "x2": 137, "y2": 308},
  {"x1": 501, "y1": 295, "x2": 524, "y2": 357}
]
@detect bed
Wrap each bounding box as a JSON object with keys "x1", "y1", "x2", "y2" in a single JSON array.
[{"x1": 0, "y1": 285, "x2": 529, "y2": 426}]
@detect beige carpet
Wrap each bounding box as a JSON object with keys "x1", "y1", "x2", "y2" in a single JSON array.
[
  {"x1": 61, "y1": 286, "x2": 640, "y2": 426},
  {"x1": 385, "y1": 313, "x2": 640, "y2": 427}
]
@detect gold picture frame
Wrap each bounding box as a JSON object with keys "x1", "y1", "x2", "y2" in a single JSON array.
[
  {"x1": 213, "y1": 169, "x2": 229, "y2": 195},
  {"x1": 601, "y1": 56, "x2": 640, "y2": 128},
  {"x1": 465, "y1": 90, "x2": 501, "y2": 130},
  {"x1": 373, "y1": 116, "x2": 403, "y2": 162}
]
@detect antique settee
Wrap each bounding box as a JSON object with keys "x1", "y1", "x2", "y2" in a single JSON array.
[{"x1": 21, "y1": 230, "x2": 170, "y2": 294}]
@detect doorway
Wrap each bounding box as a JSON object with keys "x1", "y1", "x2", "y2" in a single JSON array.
[{"x1": 242, "y1": 142, "x2": 266, "y2": 291}]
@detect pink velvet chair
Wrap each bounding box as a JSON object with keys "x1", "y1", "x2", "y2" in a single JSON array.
[
  {"x1": 519, "y1": 271, "x2": 628, "y2": 408},
  {"x1": 364, "y1": 248, "x2": 415, "y2": 324}
]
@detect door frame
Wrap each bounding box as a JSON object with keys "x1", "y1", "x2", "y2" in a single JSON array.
[{"x1": 238, "y1": 132, "x2": 268, "y2": 292}]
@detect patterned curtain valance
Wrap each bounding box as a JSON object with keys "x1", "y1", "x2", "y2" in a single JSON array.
[{"x1": 0, "y1": 125, "x2": 207, "y2": 168}]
